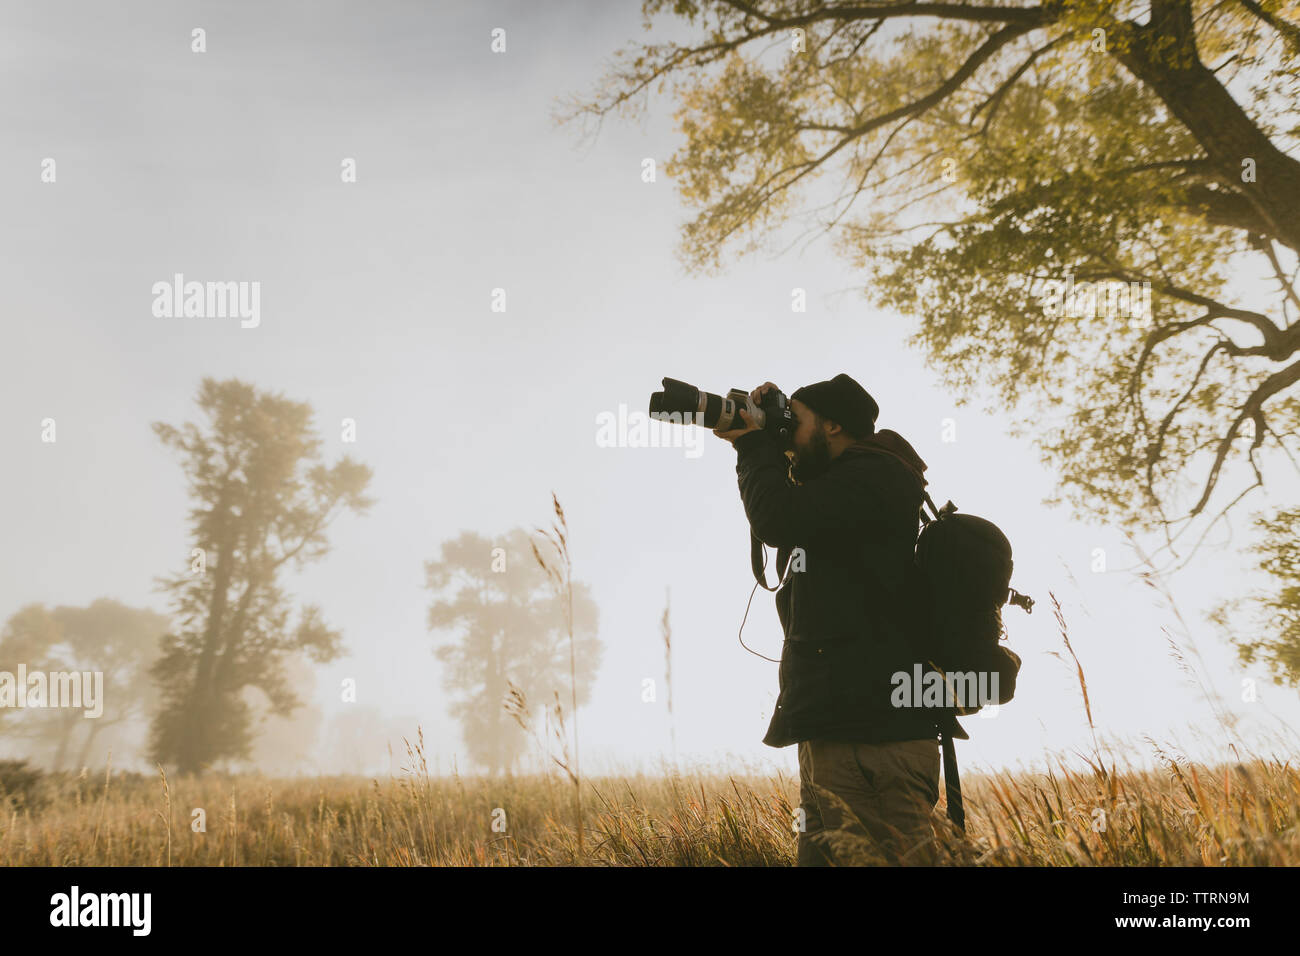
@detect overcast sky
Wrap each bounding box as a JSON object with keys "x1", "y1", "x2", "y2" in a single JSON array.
[{"x1": 2, "y1": 0, "x2": 1298, "y2": 779}]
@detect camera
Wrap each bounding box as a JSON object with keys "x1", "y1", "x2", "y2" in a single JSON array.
[{"x1": 649, "y1": 377, "x2": 795, "y2": 448}]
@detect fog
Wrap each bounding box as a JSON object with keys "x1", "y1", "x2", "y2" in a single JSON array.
[{"x1": 2, "y1": 0, "x2": 1297, "y2": 782}]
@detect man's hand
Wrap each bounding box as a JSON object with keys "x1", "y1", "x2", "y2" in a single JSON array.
[
  {"x1": 714, "y1": 407, "x2": 759, "y2": 444},
  {"x1": 714, "y1": 382, "x2": 781, "y2": 444}
]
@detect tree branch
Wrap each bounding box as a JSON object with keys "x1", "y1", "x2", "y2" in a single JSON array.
[{"x1": 1189, "y1": 357, "x2": 1300, "y2": 518}]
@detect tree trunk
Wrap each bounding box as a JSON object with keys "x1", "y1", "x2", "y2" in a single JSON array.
[
  {"x1": 180, "y1": 492, "x2": 236, "y2": 774},
  {"x1": 1116, "y1": 2, "x2": 1300, "y2": 252},
  {"x1": 75, "y1": 721, "x2": 102, "y2": 770},
  {"x1": 50, "y1": 712, "x2": 76, "y2": 772}
]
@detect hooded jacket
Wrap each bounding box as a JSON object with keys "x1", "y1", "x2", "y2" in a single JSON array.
[{"x1": 733, "y1": 427, "x2": 939, "y2": 747}]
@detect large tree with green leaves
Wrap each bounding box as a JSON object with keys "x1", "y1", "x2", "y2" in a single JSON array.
[
  {"x1": 426, "y1": 528, "x2": 601, "y2": 776},
  {"x1": 566, "y1": 0, "x2": 1300, "y2": 683},
  {"x1": 150, "y1": 378, "x2": 373, "y2": 774}
]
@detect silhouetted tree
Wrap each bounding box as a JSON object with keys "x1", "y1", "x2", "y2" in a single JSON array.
[
  {"x1": 0, "y1": 599, "x2": 168, "y2": 769},
  {"x1": 425, "y1": 528, "x2": 601, "y2": 776},
  {"x1": 150, "y1": 378, "x2": 372, "y2": 774}
]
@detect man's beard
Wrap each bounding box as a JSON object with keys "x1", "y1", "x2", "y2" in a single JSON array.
[{"x1": 789, "y1": 428, "x2": 832, "y2": 483}]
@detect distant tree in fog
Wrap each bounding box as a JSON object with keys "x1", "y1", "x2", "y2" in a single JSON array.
[
  {"x1": 243, "y1": 652, "x2": 324, "y2": 775},
  {"x1": 0, "y1": 599, "x2": 168, "y2": 770},
  {"x1": 323, "y1": 707, "x2": 421, "y2": 776},
  {"x1": 425, "y1": 528, "x2": 601, "y2": 776},
  {"x1": 149, "y1": 378, "x2": 373, "y2": 775}
]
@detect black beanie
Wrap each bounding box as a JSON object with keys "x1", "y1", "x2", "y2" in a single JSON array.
[{"x1": 791, "y1": 373, "x2": 879, "y2": 438}]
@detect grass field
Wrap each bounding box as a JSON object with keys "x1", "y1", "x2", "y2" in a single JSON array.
[
  {"x1": 4, "y1": 586, "x2": 1297, "y2": 867},
  {"x1": 2, "y1": 740, "x2": 1297, "y2": 866}
]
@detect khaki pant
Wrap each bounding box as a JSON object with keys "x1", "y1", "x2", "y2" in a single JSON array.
[{"x1": 796, "y1": 738, "x2": 940, "y2": 866}]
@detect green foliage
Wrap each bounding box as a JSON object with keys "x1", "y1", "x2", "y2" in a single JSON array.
[
  {"x1": 570, "y1": 0, "x2": 1300, "y2": 686},
  {"x1": 1211, "y1": 506, "x2": 1300, "y2": 688}
]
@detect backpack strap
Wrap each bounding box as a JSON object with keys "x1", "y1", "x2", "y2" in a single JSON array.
[{"x1": 940, "y1": 722, "x2": 966, "y2": 834}]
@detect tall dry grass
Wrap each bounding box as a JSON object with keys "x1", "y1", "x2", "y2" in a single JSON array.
[
  {"x1": 1, "y1": 733, "x2": 1297, "y2": 865},
  {"x1": 2, "y1": 563, "x2": 1298, "y2": 866},
  {"x1": 1, "y1": 755, "x2": 1297, "y2": 866}
]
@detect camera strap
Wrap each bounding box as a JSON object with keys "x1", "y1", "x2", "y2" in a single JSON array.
[{"x1": 749, "y1": 532, "x2": 792, "y2": 591}]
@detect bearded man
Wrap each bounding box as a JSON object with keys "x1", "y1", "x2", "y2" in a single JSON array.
[{"x1": 715, "y1": 373, "x2": 940, "y2": 866}]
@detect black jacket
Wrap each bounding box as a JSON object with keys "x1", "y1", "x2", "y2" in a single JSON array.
[{"x1": 733, "y1": 428, "x2": 939, "y2": 747}]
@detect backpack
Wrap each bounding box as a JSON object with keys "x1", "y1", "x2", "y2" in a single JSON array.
[
  {"x1": 906, "y1": 496, "x2": 1031, "y2": 714},
  {"x1": 897, "y1": 492, "x2": 1034, "y2": 834},
  {"x1": 744, "y1": 449, "x2": 1033, "y2": 835}
]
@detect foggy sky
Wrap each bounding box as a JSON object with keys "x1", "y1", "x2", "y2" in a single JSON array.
[{"x1": 3, "y1": 0, "x2": 1297, "y2": 779}]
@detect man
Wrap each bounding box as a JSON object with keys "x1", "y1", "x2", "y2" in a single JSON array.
[{"x1": 715, "y1": 373, "x2": 940, "y2": 866}]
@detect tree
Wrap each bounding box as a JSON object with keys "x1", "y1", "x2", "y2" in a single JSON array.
[
  {"x1": 0, "y1": 599, "x2": 168, "y2": 770},
  {"x1": 565, "y1": 0, "x2": 1300, "y2": 681},
  {"x1": 1209, "y1": 507, "x2": 1300, "y2": 687},
  {"x1": 150, "y1": 378, "x2": 373, "y2": 774},
  {"x1": 242, "y1": 652, "x2": 324, "y2": 775},
  {"x1": 425, "y1": 528, "x2": 601, "y2": 776}
]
